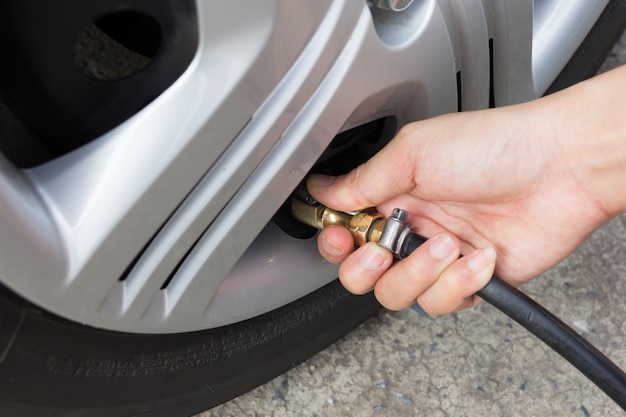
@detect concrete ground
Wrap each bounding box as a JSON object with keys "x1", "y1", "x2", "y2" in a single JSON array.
[{"x1": 198, "y1": 35, "x2": 626, "y2": 417}]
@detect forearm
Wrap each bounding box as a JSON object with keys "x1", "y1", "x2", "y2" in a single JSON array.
[{"x1": 538, "y1": 65, "x2": 626, "y2": 217}]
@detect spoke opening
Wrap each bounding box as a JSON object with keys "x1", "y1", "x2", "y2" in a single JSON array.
[{"x1": 75, "y1": 10, "x2": 162, "y2": 81}]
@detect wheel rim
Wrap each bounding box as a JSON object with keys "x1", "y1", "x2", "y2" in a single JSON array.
[{"x1": 0, "y1": 0, "x2": 609, "y2": 333}]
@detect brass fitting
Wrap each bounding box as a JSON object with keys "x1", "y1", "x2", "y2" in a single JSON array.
[{"x1": 291, "y1": 197, "x2": 386, "y2": 246}]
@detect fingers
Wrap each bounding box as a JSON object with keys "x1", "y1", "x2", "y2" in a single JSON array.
[
  {"x1": 317, "y1": 227, "x2": 395, "y2": 294},
  {"x1": 373, "y1": 233, "x2": 461, "y2": 310},
  {"x1": 319, "y1": 224, "x2": 497, "y2": 315},
  {"x1": 338, "y1": 243, "x2": 394, "y2": 294},
  {"x1": 414, "y1": 247, "x2": 496, "y2": 315},
  {"x1": 307, "y1": 125, "x2": 420, "y2": 211},
  {"x1": 317, "y1": 226, "x2": 354, "y2": 264},
  {"x1": 376, "y1": 243, "x2": 495, "y2": 314},
  {"x1": 327, "y1": 230, "x2": 497, "y2": 315}
]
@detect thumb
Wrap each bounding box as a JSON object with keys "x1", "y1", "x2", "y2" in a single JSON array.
[{"x1": 307, "y1": 128, "x2": 419, "y2": 211}]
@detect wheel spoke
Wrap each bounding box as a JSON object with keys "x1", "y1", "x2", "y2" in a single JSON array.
[{"x1": 532, "y1": 0, "x2": 610, "y2": 94}]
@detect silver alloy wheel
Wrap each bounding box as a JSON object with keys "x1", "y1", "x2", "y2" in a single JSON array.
[{"x1": 0, "y1": 0, "x2": 609, "y2": 333}]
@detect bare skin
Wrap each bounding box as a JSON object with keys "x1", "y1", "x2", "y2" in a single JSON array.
[{"x1": 308, "y1": 65, "x2": 626, "y2": 315}]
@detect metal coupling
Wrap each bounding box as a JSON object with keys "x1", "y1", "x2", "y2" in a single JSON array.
[
  {"x1": 291, "y1": 197, "x2": 417, "y2": 260},
  {"x1": 377, "y1": 208, "x2": 413, "y2": 258},
  {"x1": 291, "y1": 198, "x2": 386, "y2": 246}
]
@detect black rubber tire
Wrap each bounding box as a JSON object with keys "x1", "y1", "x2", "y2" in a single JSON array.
[
  {"x1": 0, "y1": 282, "x2": 380, "y2": 417},
  {"x1": 0, "y1": 2, "x2": 625, "y2": 416}
]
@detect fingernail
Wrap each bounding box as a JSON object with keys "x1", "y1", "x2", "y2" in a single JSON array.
[
  {"x1": 321, "y1": 234, "x2": 345, "y2": 257},
  {"x1": 359, "y1": 245, "x2": 387, "y2": 271},
  {"x1": 308, "y1": 174, "x2": 337, "y2": 187},
  {"x1": 468, "y1": 247, "x2": 497, "y2": 273},
  {"x1": 429, "y1": 234, "x2": 455, "y2": 260}
]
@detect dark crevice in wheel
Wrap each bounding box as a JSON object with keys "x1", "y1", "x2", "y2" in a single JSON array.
[{"x1": 0, "y1": 281, "x2": 381, "y2": 417}]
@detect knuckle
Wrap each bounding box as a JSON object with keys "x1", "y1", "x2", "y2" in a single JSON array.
[
  {"x1": 415, "y1": 295, "x2": 439, "y2": 315},
  {"x1": 373, "y1": 284, "x2": 403, "y2": 311},
  {"x1": 405, "y1": 253, "x2": 440, "y2": 286}
]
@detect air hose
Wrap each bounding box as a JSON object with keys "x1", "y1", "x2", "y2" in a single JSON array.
[
  {"x1": 403, "y1": 232, "x2": 626, "y2": 409},
  {"x1": 291, "y1": 198, "x2": 626, "y2": 410}
]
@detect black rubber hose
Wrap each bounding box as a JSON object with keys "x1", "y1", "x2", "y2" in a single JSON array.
[{"x1": 399, "y1": 233, "x2": 626, "y2": 410}]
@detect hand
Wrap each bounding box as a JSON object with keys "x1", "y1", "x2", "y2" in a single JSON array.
[{"x1": 308, "y1": 69, "x2": 626, "y2": 314}]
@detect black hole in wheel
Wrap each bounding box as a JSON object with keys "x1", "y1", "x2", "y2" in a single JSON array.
[{"x1": 74, "y1": 10, "x2": 162, "y2": 81}]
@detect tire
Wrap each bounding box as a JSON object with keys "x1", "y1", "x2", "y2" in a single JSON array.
[
  {"x1": 0, "y1": 282, "x2": 380, "y2": 417},
  {"x1": 0, "y1": 2, "x2": 625, "y2": 416}
]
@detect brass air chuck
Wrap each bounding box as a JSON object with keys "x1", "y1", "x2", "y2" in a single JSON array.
[{"x1": 291, "y1": 197, "x2": 386, "y2": 246}]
